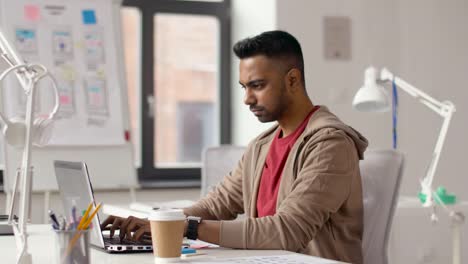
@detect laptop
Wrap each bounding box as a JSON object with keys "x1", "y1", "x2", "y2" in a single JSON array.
[{"x1": 53, "y1": 160, "x2": 153, "y2": 253}]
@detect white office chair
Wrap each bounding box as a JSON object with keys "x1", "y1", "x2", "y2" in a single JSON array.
[
  {"x1": 361, "y1": 149, "x2": 404, "y2": 264},
  {"x1": 201, "y1": 145, "x2": 246, "y2": 198}
]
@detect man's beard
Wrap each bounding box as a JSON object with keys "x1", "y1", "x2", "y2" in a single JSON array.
[{"x1": 250, "y1": 100, "x2": 288, "y2": 123}]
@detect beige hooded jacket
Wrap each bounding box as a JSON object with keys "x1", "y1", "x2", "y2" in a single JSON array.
[{"x1": 184, "y1": 106, "x2": 368, "y2": 264}]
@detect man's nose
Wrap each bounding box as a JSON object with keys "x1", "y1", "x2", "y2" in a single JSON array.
[{"x1": 243, "y1": 88, "x2": 256, "y2": 105}]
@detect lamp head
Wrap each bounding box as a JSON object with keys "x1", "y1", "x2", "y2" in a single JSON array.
[{"x1": 352, "y1": 66, "x2": 390, "y2": 112}]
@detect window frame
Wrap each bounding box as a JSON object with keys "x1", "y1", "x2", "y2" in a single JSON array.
[{"x1": 122, "y1": 0, "x2": 231, "y2": 187}]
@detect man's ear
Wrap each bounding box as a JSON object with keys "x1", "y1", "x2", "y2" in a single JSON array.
[{"x1": 286, "y1": 68, "x2": 302, "y2": 92}]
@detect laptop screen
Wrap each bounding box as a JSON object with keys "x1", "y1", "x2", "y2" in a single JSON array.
[{"x1": 54, "y1": 160, "x2": 105, "y2": 248}]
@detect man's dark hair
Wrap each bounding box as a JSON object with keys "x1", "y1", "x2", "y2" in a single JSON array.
[{"x1": 233, "y1": 30, "x2": 305, "y2": 85}]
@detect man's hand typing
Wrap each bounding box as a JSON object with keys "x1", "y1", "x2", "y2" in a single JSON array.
[{"x1": 100, "y1": 215, "x2": 151, "y2": 243}]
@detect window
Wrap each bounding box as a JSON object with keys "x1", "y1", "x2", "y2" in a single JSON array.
[
  {"x1": 154, "y1": 14, "x2": 219, "y2": 167},
  {"x1": 122, "y1": 0, "x2": 231, "y2": 186}
]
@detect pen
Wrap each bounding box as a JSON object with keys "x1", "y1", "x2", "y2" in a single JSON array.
[
  {"x1": 48, "y1": 210, "x2": 60, "y2": 230},
  {"x1": 60, "y1": 215, "x2": 67, "y2": 230},
  {"x1": 71, "y1": 206, "x2": 77, "y2": 229}
]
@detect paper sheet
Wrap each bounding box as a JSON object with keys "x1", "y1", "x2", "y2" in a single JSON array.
[{"x1": 190, "y1": 255, "x2": 340, "y2": 264}]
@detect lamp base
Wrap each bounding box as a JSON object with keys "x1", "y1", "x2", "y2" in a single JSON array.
[
  {"x1": 16, "y1": 252, "x2": 32, "y2": 264},
  {"x1": 418, "y1": 186, "x2": 457, "y2": 205}
]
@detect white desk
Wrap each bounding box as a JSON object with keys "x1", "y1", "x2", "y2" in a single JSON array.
[
  {"x1": 1, "y1": 225, "x2": 344, "y2": 263},
  {"x1": 389, "y1": 196, "x2": 468, "y2": 264}
]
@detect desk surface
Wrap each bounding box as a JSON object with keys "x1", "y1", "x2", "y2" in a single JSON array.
[{"x1": 2, "y1": 225, "x2": 344, "y2": 264}]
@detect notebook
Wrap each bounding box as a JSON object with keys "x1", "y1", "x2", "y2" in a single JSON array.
[{"x1": 54, "y1": 160, "x2": 152, "y2": 253}]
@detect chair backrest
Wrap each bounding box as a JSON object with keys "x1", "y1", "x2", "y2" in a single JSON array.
[
  {"x1": 361, "y1": 149, "x2": 404, "y2": 264},
  {"x1": 201, "y1": 145, "x2": 246, "y2": 197}
]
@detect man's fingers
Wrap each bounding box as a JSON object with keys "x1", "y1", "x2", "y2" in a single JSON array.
[
  {"x1": 132, "y1": 227, "x2": 147, "y2": 241},
  {"x1": 109, "y1": 217, "x2": 121, "y2": 238},
  {"x1": 126, "y1": 220, "x2": 139, "y2": 240},
  {"x1": 125, "y1": 222, "x2": 138, "y2": 241},
  {"x1": 119, "y1": 216, "x2": 134, "y2": 240},
  {"x1": 100, "y1": 215, "x2": 116, "y2": 230}
]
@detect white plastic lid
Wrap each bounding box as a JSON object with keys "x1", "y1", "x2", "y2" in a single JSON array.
[{"x1": 149, "y1": 209, "x2": 186, "y2": 221}]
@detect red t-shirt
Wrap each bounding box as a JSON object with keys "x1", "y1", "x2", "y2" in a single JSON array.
[{"x1": 256, "y1": 106, "x2": 319, "y2": 217}]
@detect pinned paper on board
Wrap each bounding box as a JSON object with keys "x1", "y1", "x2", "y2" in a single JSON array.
[
  {"x1": 53, "y1": 64, "x2": 76, "y2": 118},
  {"x1": 52, "y1": 29, "x2": 74, "y2": 59},
  {"x1": 84, "y1": 30, "x2": 105, "y2": 68},
  {"x1": 84, "y1": 76, "x2": 109, "y2": 120},
  {"x1": 57, "y1": 78, "x2": 76, "y2": 118},
  {"x1": 43, "y1": 5, "x2": 66, "y2": 17},
  {"x1": 15, "y1": 28, "x2": 38, "y2": 54},
  {"x1": 24, "y1": 5, "x2": 40, "y2": 22},
  {"x1": 82, "y1": 9, "x2": 97, "y2": 25}
]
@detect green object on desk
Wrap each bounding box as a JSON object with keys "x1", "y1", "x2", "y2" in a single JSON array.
[{"x1": 418, "y1": 186, "x2": 456, "y2": 205}]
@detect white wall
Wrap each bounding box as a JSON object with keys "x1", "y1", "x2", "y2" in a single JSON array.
[
  {"x1": 231, "y1": 0, "x2": 277, "y2": 144},
  {"x1": 232, "y1": 0, "x2": 468, "y2": 200}
]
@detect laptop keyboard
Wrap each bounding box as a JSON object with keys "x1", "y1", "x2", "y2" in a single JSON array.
[{"x1": 103, "y1": 236, "x2": 151, "y2": 245}]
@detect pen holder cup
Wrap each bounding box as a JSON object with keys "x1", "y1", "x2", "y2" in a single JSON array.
[{"x1": 55, "y1": 229, "x2": 91, "y2": 264}]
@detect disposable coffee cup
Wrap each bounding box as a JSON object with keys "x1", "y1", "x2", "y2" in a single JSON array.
[{"x1": 149, "y1": 209, "x2": 186, "y2": 263}]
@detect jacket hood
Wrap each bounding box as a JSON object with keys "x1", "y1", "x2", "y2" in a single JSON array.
[
  {"x1": 256, "y1": 105, "x2": 368, "y2": 160},
  {"x1": 304, "y1": 106, "x2": 368, "y2": 159}
]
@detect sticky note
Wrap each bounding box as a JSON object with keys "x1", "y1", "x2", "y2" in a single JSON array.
[
  {"x1": 24, "y1": 5, "x2": 40, "y2": 22},
  {"x1": 16, "y1": 29, "x2": 35, "y2": 40},
  {"x1": 82, "y1": 10, "x2": 97, "y2": 25},
  {"x1": 63, "y1": 68, "x2": 75, "y2": 81},
  {"x1": 60, "y1": 95, "x2": 71, "y2": 105},
  {"x1": 96, "y1": 69, "x2": 105, "y2": 79}
]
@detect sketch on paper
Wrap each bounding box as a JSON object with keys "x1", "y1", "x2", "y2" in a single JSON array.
[
  {"x1": 14, "y1": 27, "x2": 38, "y2": 54},
  {"x1": 84, "y1": 76, "x2": 109, "y2": 125},
  {"x1": 52, "y1": 28, "x2": 73, "y2": 60},
  {"x1": 84, "y1": 29, "x2": 105, "y2": 70},
  {"x1": 56, "y1": 78, "x2": 75, "y2": 118}
]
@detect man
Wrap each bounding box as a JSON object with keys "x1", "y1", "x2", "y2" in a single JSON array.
[{"x1": 102, "y1": 30, "x2": 368, "y2": 263}]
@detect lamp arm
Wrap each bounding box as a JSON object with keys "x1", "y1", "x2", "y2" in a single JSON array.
[
  {"x1": 421, "y1": 105, "x2": 454, "y2": 202},
  {"x1": 0, "y1": 27, "x2": 36, "y2": 264},
  {"x1": 380, "y1": 68, "x2": 456, "y2": 206},
  {"x1": 380, "y1": 68, "x2": 452, "y2": 115},
  {"x1": 0, "y1": 29, "x2": 30, "y2": 90}
]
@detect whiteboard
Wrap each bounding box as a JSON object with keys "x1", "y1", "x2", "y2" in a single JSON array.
[
  {"x1": 0, "y1": 0, "x2": 138, "y2": 191},
  {"x1": 1, "y1": 0, "x2": 126, "y2": 146}
]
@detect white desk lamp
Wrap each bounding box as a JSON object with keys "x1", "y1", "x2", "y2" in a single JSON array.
[
  {"x1": 353, "y1": 66, "x2": 465, "y2": 264},
  {"x1": 0, "y1": 28, "x2": 59, "y2": 264}
]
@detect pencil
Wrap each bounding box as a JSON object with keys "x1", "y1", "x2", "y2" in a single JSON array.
[
  {"x1": 77, "y1": 202, "x2": 93, "y2": 230},
  {"x1": 81, "y1": 203, "x2": 102, "y2": 229}
]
